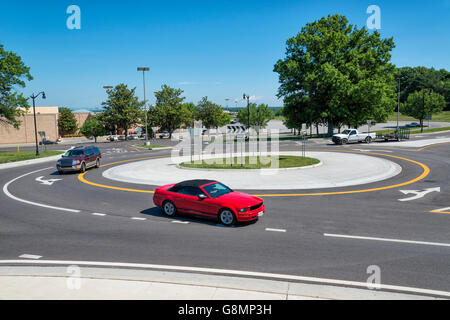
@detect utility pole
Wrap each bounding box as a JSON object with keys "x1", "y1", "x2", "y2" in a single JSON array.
[
  {"x1": 243, "y1": 94, "x2": 250, "y2": 131},
  {"x1": 137, "y1": 67, "x2": 150, "y2": 144},
  {"x1": 397, "y1": 77, "x2": 402, "y2": 133}
]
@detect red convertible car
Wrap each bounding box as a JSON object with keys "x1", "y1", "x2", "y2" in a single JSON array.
[{"x1": 153, "y1": 180, "x2": 265, "y2": 226}]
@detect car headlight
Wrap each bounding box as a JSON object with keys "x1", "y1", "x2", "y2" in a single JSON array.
[
  {"x1": 240, "y1": 207, "x2": 249, "y2": 213},
  {"x1": 71, "y1": 160, "x2": 80, "y2": 165}
]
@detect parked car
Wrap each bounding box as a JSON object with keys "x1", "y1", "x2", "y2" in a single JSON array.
[
  {"x1": 332, "y1": 129, "x2": 376, "y2": 145},
  {"x1": 127, "y1": 135, "x2": 139, "y2": 140},
  {"x1": 39, "y1": 138, "x2": 57, "y2": 145},
  {"x1": 108, "y1": 135, "x2": 119, "y2": 142},
  {"x1": 118, "y1": 135, "x2": 127, "y2": 141},
  {"x1": 56, "y1": 146, "x2": 102, "y2": 174},
  {"x1": 159, "y1": 131, "x2": 170, "y2": 139},
  {"x1": 406, "y1": 122, "x2": 421, "y2": 128},
  {"x1": 153, "y1": 180, "x2": 265, "y2": 226}
]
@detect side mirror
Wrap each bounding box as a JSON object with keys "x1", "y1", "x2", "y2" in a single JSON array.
[{"x1": 198, "y1": 194, "x2": 208, "y2": 200}]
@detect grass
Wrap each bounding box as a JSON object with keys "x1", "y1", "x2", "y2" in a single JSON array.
[
  {"x1": 0, "y1": 151, "x2": 64, "y2": 164},
  {"x1": 387, "y1": 111, "x2": 450, "y2": 122},
  {"x1": 409, "y1": 126, "x2": 450, "y2": 134},
  {"x1": 179, "y1": 155, "x2": 320, "y2": 170}
]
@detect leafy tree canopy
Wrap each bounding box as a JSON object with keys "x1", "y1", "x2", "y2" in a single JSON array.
[
  {"x1": 0, "y1": 44, "x2": 33, "y2": 128},
  {"x1": 274, "y1": 14, "x2": 397, "y2": 135},
  {"x1": 80, "y1": 114, "x2": 107, "y2": 143},
  {"x1": 101, "y1": 84, "x2": 144, "y2": 136},
  {"x1": 196, "y1": 97, "x2": 230, "y2": 129},
  {"x1": 58, "y1": 107, "x2": 78, "y2": 135},
  {"x1": 237, "y1": 103, "x2": 275, "y2": 129}
]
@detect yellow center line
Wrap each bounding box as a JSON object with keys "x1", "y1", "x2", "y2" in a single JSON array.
[{"x1": 77, "y1": 150, "x2": 430, "y2": 197}]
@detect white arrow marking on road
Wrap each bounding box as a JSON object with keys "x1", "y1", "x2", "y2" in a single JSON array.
[
  {"x1": 398, "y1": 187, "x2": 440, "y2": 202},
  {"x1": 35, "y1": 176, "x2": 62, "y2": 186}
]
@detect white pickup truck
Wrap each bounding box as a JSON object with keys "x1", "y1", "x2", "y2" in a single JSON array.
[{"x1": 332, "y1": 129, "x2": 376, "y2": 145}]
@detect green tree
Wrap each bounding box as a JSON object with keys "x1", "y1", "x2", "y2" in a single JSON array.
[
  {"x1": 397, "y1": 66, "x2": 450, "y2": 110},
  {"x1": 183, "y1": 102, "x2": 198, "y2": 121},
  {"x1": 80, "y1": 115, "x2": 107, "y2": 143},
  {"x1": 401, "y1": 89, "x2": 446, "y2": 132},
  {"x1": 58, "y1": 107, "x2": 78, "y2": 136},
  {"x1": 274, "y1": 14, "x2": 397, "y2": 136},
  {"x1": 196, "y1": 97, "x2": 230, "y2": 129},
  {"x1": 151, "y1": 85, "x2": 192, "y2": 137},
  {"x1": 101, "y1": 84, "x2": 144, "y2": 138},
  {"x1": 0, "y1": 44, "x2": 33, "y2": 128},
  {"x1": 237, "y1": 103, "x2": 275, "y2": 129}
]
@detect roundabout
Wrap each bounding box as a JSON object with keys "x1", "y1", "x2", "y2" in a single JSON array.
[{"x1": 101, "y1": 151, "x2": 403, "y2": 190}]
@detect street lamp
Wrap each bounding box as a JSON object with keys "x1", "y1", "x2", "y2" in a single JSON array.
[
  {"x1": 30, "y1": 91, "x2": 46, "y2": 156},
  {"x1": 137, "y1": 67, "x2": 150, "y2": 144},
  {"x1": 243, "y1": 94, "x2": 250, "y2": 131},
  {"x1": 396, "y1": 77, "x2": 403, "y2": 133}
]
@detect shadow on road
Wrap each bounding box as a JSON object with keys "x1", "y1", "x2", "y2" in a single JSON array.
[{"x1": 140, "y1": 207, "x2": 257, "y2": 228}]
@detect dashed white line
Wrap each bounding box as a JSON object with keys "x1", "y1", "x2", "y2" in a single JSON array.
[
  {"x1": 265, "y1": 228, "x2": 287, "y2": 233},
  {"x1": 19, "y1": 254, "x2": 42, "y2": 260},
  {"x1": 92, "y1": 213, "x2": 107, "y2": 217},
  {"x1": 324, "y1": 233, "x2": 450, "y2": 247},
  {"x1": 3, "y1": 167, "x2": 80, "y2": 213},
  {"x1": 171, "y1": 220, "x2": 189, "y2": 224},
  {"x1": 131, "y1": 217, "x2": 147, "y2": 221}
]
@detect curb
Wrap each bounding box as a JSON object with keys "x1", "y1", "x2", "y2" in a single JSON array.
[{"x1": 0, "y1": 151, "x2": 67, "y2": 170}]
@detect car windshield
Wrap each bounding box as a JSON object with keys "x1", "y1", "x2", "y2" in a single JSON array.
[
  {"x1": 342, "y1": 130, "x2": 351, "y2": 135},
  {"x1": 202, "y1": 182, "x2": 232, "y2": 199},
  {"x1": 64, "y1": 150, "x2": 84, "y2": 157}
]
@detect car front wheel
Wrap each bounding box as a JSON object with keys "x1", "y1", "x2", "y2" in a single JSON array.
[
  {"x1": 95, "y1": 158, "x2": 100, "y2": 168},
  {"x1": 219, "y1": 209, "x2": 236, "y2": 226},
  {"x1": 163, "y1": 201, "x2": 177, "y2": 216},
  {"x1": 80, "y1": 162, "x2": 86, "y2": 173}
]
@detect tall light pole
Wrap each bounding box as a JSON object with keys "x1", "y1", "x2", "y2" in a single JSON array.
[
  {"x1": 137, "y1": 67, "x2": 150, "y2": 144},
  {"x1": 243, "y1": 94, "x2": 250, "y2": 131},
  {"x1": 30, "y1": 91, "x2": 46, "y2": 156},
  {"x1": 397, "y1": 77, "x2": 402, "y2": 133}
]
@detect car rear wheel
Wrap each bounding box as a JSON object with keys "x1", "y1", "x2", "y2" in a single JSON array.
[
  {"x1": 163, "y1": 201, "x2": 177, "y2": 217},
  {"x1": 219, "y1": 209, "x2": 236, "y2": 226}
]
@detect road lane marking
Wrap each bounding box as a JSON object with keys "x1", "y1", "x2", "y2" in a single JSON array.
[
  {"x1": 3, "y1": 167, "x2": 80, "y2": 213},
  {"x1": 398, "y1": 187, "x2": 440, "y2": 202},
  {"x1": 1, "y1": 259, "x2": 448, "y2": 298},
  {"x1": 324, "y1": 233, "x2": 450, "y2": 247},
  {"x1": 78, "y1": 151, "x2": 430, "y2": 198},
  {"x1": 131, "y1": 217, "x2": 147, "y2": 221},
  {"x1": 265, "y1": 228, "x2": 287, "y2": 233},
  {"x1": 18, "y1": 254, "x2": 42, "y2": 260},
  {"x1": 417, "y1": 142, "x2": 450, "y2": 152},
  {"x1": 430, "y1": 207, "x2": 450, "y2": 214},
  {"x1": 171, "y1": 220, "x2": 189, "y2": 224},
  {"x1": 92, "y1": 213, "x2": 106, "y2": 216},
  {"x1": 35, "y1": 176, "x2": 62, "y2": 186}
]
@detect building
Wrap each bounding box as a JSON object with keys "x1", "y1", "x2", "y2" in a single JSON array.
[{"x1": 0, "y1": 106, "x2": 91, "y2": 145}]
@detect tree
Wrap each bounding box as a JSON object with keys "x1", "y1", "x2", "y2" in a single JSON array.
[
  {"x1": 274, "y1": 14, "x2": 397, "y2": 136},
  {"x1": 401, "y1": 89, "x2": 446, "y2": 132},
  {"x1": 183, "y1": 102, "x2": 198, "y2": 121},
  {"x1": 237, "y1": 103, "x2": 275, "y2": 129},
  {"x1": 80, "y1": 115, "x2": 107, "y2": 143},
  {"x1": 196, "y1": 97, "x2": 230, "y2": 129},
  {"x1": 397, "y1": 66, "x2": 450, "y2": 110},
  {"x1": 151, "y1": 85, "x2": 192, "y2": 137},
  {"x1": 58, "y1": 107, "x2": 78, "y2": 136},
  {"x1": 0, "y1": 44, "x2": 33, "y2": 128},
  {"x1": 101, "y1": 84, "x2": 144, "y2": 138}
]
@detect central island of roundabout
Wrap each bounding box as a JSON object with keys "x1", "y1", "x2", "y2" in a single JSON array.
[{"x1": 102, "y1": 151, "x2": 402, "y2": 190}]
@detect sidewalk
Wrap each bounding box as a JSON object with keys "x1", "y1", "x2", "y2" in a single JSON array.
[{"x1": 0, "y1": 266, "x2": 442, "y2": 300}]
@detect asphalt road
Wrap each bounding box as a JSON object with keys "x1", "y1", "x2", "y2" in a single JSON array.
[{"x1": 0, "y1": 134, "x2": 449, "y2": 297}]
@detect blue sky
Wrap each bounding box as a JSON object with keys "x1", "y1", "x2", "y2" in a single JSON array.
[{"x1": 1, "y1": 0, "x2": 449, "y2": 110}]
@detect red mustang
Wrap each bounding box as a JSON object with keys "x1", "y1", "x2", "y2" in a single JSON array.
[{"x1": 153, "y1": 180, "x2": 265, "y2": 226}]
